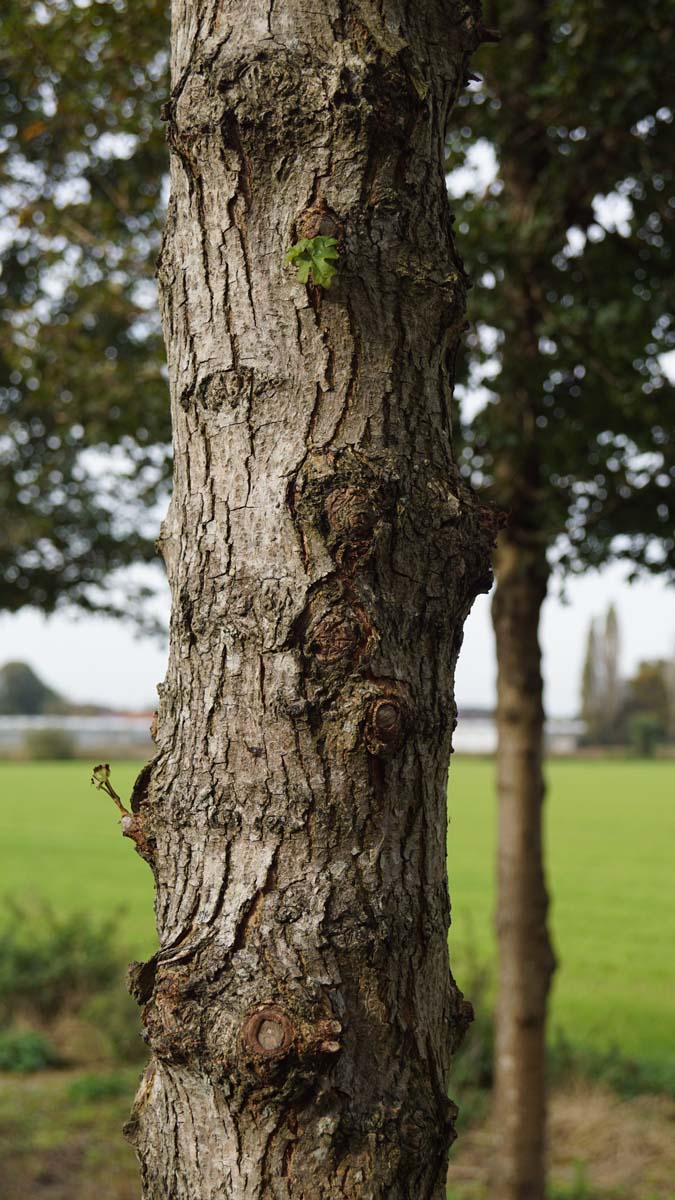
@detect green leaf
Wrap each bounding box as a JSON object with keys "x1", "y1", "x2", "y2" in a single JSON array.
[
  {"x1": 284, "y1": 238, "x2": 311, "y2": 263},
  {"x1": 312, "y1": 256, "x2": 337, "y2": 288},
  {"x1": 296, "y1": 258, "x2": 311, "y2": 284},
  {"x1": 310, "y1": 236, "x2": 339, "y2": 258},
  {"x1": 284, "y1": 235, "x2": 340, "y2": 289}
]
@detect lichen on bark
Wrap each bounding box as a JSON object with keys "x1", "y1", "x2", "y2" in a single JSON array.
[{"x1": 125, "y1": 2, "x2": 495, "y2": 1196}]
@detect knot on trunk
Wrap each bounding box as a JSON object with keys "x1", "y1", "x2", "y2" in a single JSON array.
[
  {"x1": 127, "y1": 955, "x2": 159, "y2": 1006},
  {"x1": 325, "y1": 486, "x2": 377, "y2": 540},
  {"x1": 323, "y1": 484, "x2": 385, "y2": 571},
  {"x1": 239, "y1": 1000, "x2": 343, "y2": 1083},
  {"x1": 287, "y1": 447, "x2": 397, "y2": 575},
  {"x1": 180, "y1": 366, "x2": 255, "y2": 413},
  {"x1": 295, "y1": 200, "x2": 343, "y2": 248},
  {"x1": 317, "y1": 678, "x2": 414, "y2": 760},
  {"x1": 242, "y1": 1003, "x2": 295, "y2": 1061},
  {"x1": 139, "y1": 966, "x2": 203, "y2": 1063},
  {"x1": 298, "y1": 584, "x2": 376, "y2": 679},
  {"x1": 364, "y1": 690, "x2": 410, "y2": 756},
  {"x1": 121, "y1": 813, "x2": 156, "y2": 865},
  {"x1": 449, "y1": 991, "x2": 475, "y2": 1055},
  {"x1": 307, "y1": 607, "x2": 365, "y2": 666},
  {"x1": 242, "y1": 1002, "x2": 342, "y2": 1060}
]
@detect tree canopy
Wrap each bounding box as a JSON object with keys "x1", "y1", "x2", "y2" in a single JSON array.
[
  {"x1": 450, "y1": 0, "x2": 674, "y2": 577},
  {"x1": 0, "y1": 659, "x2": 62, "y2": 714},
  {"x1": 3, "y1": 2, "x2": 672, "y2": 624},
  {"x1": 0, "y1": 0, "x2": 170, "y2": 621}
]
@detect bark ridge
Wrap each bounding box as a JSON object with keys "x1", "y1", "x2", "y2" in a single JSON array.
[{"x1": 126, "y1": 2, "x2": 495, "y2": 1196}]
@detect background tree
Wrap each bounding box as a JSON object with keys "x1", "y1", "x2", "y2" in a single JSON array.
[
  {"x1": 0, "y1": 659, "x2": 61, "y2": 714},
  {"x1": 0, "y1": 0, "x2": 170, "y2": 622},
  {"x1": 580, "y1": 616, "x2": 602, "y2": 740},
  {"x1": 603, "y1": 602, "x2": 621, "y2": 731},
  {"x1": 580, "y1": 603, "x2": 623, "y2": 743},
  {"x1": 450, "y1": 2, "x2": 674, "y2": 1196},
  {"x1": 623, "y1": 659, "x2": 670, "y2": 754},
  {"x1": 667, "y1": 646, "x2": 675, "y2": 741},
  {"x1": 121, "y1": 1, "x2": 495, "y2": 1196}
]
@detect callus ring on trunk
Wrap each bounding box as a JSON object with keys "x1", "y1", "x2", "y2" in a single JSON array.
[
  {"x1": 242, "y1": 1003, "x2": 295, "y2": 1060},
  {"x1": 365, "y1": 695, "x2": 408, "y2": 755}
]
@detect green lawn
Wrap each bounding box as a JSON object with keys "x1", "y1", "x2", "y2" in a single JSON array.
[
  {"x1": 0, "y1": 761, "x2": 156, "y2": 960},
  {"x1": 447, "y1": 758, "x2": 675, "y2": 1068},
  {"x1": 0, "y1": 757, "x2": 673, "y2": 1066}
]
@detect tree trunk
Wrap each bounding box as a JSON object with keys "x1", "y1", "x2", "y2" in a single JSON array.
[
  {"x1": 123, "y1": 2, "x2": 494, "y2": 1197},
  {"x1": 492, "y1": 534, "x2": 556, "y2": 1200}
]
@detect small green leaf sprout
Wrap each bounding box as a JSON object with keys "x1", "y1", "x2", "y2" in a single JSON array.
[
  {"x1": 91, "y1": 763, "x2": 130, "y2": 817},
  {"x1": 285, "y1": 235, "x2": 340, "y2": 289}
]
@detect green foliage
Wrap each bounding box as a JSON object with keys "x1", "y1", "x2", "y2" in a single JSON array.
[
  {"x1": 0, "y1": 1028, "x2": 60, "y2": 1073},
  {"x1": 450, "y1": 954, "x2": 494, "y2": 1130},
  {"x1": 0, "y1": 900, "x2": 122, "y2": 1021},
  {"x1": 0, "y1": 761, "x2": 156, "y2": 961},
  {"x1": 451, "y1": 957, "x2": 675, "y2": 1123},
  {"x1": 0, "y1": 0, "x2": 171, "y2": 621},
  {"x1": 84, "y1": 987, "x2": 146, "y2": 1064},
  {"x1": 625, "y1": 713, "x2": 662, "y2": 757},
  {"x1": 285, "y1": 236, "x2": 340, "y2": 288},
  {"x1": 450, "y1": 0, "x2": 674, "y2": 577},
  {"x1": 549, "y1": 1032, "x2": 675, "y2": 1100},
  {"x1": 23, "y1": 727, "x2": 76, "y2": 760},
  {"x1": 0, "y1": 1065, "x2": 142, "y2": 1196},
  {"x1": 624, "y1": 659, "x2": 670, "y2": 735}
]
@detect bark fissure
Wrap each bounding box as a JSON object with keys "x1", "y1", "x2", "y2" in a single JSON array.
[{"x1": 129, "y1": 2, "x2": 494, "y2": 1196}]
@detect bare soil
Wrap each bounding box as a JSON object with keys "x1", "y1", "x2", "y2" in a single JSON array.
[{"x1": 448, "y1": 1083, "x2": 675, "y2": 1198}]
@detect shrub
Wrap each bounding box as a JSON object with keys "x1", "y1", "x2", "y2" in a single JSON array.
[
  {"x1": 23, "y1": 727, "x2": 76, "y2": 760},
  {"x1": 453, "y1": 995, "x2": 494, "y2": 1093},
  {"x1": 451, "y1": 951, "x2": 495, "y2": 1129},
  {"x1": 0, "y1": 1028, "x2": 61, "y2": 1073},
  {"x1": 626, "y1": 713, "x2": 662, "y2": 758},
  {"x1": 84, "y1": 986, "x2": 147, "y2": 1064},
  {"x1": 0, "y1": 899, "x2": 123, "y2": 1021},
  {"x1": 449, "y1": 951, "x2": 675, "y2": 1129},
  {"x1": 549, "y1": 1031, "x2": 675, "y2": 1100}
]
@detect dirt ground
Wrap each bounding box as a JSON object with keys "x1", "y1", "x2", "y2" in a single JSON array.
[
  {"x1": 447, "y1": 1083, "x2": 675, "y2": 1199},
  {"x1": 1, "y1": 1071, "x2": 674, "y2": 1199}
]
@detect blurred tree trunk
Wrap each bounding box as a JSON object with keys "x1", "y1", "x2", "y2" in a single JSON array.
[
  {"x1": 492, "y1": 532, "x2": 556, "y2": 1200},
  {"x1": 123, "y1": 2, "x2": 494, "y2": 1197}
]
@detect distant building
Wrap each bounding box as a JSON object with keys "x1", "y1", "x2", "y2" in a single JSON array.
[
  {"x1": 454, "y1": 713, "x2": 585, "y2": 756},
  {"x1": 0, "y1": 713, "x2": 154, "y2": 755}
]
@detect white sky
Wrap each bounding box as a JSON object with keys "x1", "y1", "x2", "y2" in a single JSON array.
[{"x1": 0, "y1": 562, "x2": 672, "y2": 717}]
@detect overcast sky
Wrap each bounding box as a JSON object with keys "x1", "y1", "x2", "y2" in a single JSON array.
[{"x1": 1, "y1": 561, "x2": 672, "y2": 718}]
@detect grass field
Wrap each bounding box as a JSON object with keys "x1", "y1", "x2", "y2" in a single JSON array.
[
  {"x1": 447, "y1": 758, "x2": 675, "y2": 1069},
  {"x1": 1, "y1": 757, "x2": 673, "y2": 1066}
]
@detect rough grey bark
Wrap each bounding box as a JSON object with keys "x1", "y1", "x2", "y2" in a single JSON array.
[
  {"x1": 492, "y1": 536, "x2": 556, "y2": 1200},
  {"x1": 123, "y1": 3, "x2": 495, "y2": 1196}
]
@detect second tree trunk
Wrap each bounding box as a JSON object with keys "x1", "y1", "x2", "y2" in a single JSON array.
[{"x1": 492, "y1": 535, "x2": 556, "y2": 1200}]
